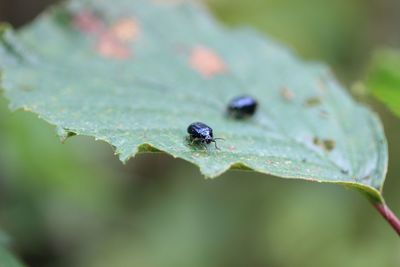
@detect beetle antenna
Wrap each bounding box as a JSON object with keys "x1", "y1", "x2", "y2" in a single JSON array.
[{"x1": 212, "y1": 140, "x2": 221, "y2": 150}]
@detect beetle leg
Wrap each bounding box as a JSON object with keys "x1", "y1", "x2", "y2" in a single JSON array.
[
  {"x1": 189, "y1": 138, "x2": 208, "y2": 150},
  {"x1": 190, "y1": 137, "x2": 200, "y2": 145},
  {"x1": 203, "y1": 143, "x2": 209, "y2": 150}
]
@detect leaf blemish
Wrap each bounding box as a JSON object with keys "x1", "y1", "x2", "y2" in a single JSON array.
[
  {"x1": 281, "y1": 86, "x2": 295, "y2": 101},
  {"x1": 189, "y1": 46, "x2": 227, "y2": 78},
  {"x1": 73, "y1": 11, "x2": 105, "y2": 34},
  {"x1": 313, "y1": 137, "x2": 322, "y2": 146},
  {"x1": 341, "y1": 169, "x2": 349, "y2": 175},
  {"x1": 95, "y1": 17, "x2": 140, "y2": 59},
  {"x1": 305, "y1": 97, "x2": 322, "y2": 107},
  {"x1": 313, "y1": 137, "x2": 336, "y2": 152},
  {"x1": 74, "y1": 13, "x2": 139, "y2": 60},
  {"x1": 110, "y1": 17, "x2": 140, "y2": 43},
  {"x1": 323, "y1": 139, "x2": 335, "y2": 151},
  {"x1": 96, "y1": 32, "x2": 130, "y2": 60}
]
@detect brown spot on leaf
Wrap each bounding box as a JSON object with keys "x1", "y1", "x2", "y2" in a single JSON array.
[
  {"x1": 313, "y1": 137, "x2": 335, "y2": 152},
  {"x1": 73, "y1": 11, "x2": 105, "y2": 34},
  {"x1": 96, "y1": 32, "x2": 130, "y2": 60},
  {"x1": 110, "y1": 17, "x2": 140, "y2": 43},
  {"x1": 281, "y1": 86, "x2": 294, "y2": 101},
  {"x1": 305, "y1": 97, "x2": 322, "y2": 107},
  {"x1": 313, "y1": 137, "x2": 323, "y2": 147},
  {"x1": 323, "y1": 139, "x2": 335, "y2": 151},
  {"x1": 189, "y1": 46, "x2": 227, "y2": 78}
]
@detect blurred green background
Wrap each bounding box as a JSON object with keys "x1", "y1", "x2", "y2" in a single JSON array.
[{"x1": 0, "y1": 0, "x2": 399, "y2": 266}]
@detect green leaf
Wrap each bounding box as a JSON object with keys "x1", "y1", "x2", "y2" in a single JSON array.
[
  {"x1": 0, "y1": 0, "x2": 387, "y2": 201},
  {"x1": 0, "y1": 249, "x2": 25, "y2": 267},
  {"x1": 0, "y1": 241, "x2": 25, "y2": 267},
  {"x1": 367, "y1": 49, "x2": 400, "y2": 117}
]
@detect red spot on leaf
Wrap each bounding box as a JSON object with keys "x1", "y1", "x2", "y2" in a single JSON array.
[
  {"x1": 74, "y1": 12, "x2": 140, "y2": 60},
  {"x1": 110, "y1": 18, "x2": 140, "y2": 43},
  {"x1": 96, "y1": 17, "x2": 141, "y2": 60},
  {"x1": 189, "y1": 46, "x2": 227, "y2": 78},
  {"x1": 96, "y1": 32, "x2": 130, "y2": 60},
  {"x1": 73, "y1": 11, "x2": 105, "y2": 34}
]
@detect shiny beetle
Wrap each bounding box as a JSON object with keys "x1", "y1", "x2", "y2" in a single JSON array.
[
  {"x1": 227, "y1": 95, "x2": 258, "y2": 119},
  {"x1": 187, "y1": 122, "x2": 223, "y2": 150}
]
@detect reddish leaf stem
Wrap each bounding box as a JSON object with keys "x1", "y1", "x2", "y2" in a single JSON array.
[{"x1": 373, "y1": 202, "x2": 400, "y2": 236}]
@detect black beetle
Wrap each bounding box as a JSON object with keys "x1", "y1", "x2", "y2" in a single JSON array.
[
  {"x1": 187, "y1": 122, "x2": 223, "y2": 150},
  {"x1": 227, "y1": 95, "x2": 258, "y2": 119}
]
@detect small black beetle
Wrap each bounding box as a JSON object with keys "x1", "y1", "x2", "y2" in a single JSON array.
[
  {"x1": 227, "y1": 95, "x2": 258, "y2": 119},
  {"x1": 187, "y1": 122, "x2": 223, "y2": 150}
]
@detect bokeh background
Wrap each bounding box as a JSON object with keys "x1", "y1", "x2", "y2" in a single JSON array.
[{"x1": 0, "y1": 0, "x2": 399, "y2": 266}]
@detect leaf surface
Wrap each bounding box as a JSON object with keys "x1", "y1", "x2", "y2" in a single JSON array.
[
  {"x1": 0, "y1": 0, "x2": 387, "y2": 201},
  {"x1": 367, "y1": 49, "x2": 400, "y2": 117},
  {"x1": 0, "y1": 237, "x2": 25, "y2": 267}
]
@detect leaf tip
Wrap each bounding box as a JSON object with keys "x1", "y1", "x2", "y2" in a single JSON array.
[
  {"x1": 201, "y1": 161, "x2": 255, "y2": 179},
  {"x1": 116, "y1": 143, "x2": 163, "y2": 164},
  {"x1": 56, "y1": 127, "x2": 77, "y2": 143}
]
